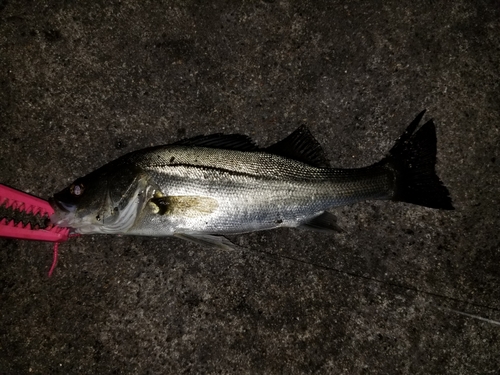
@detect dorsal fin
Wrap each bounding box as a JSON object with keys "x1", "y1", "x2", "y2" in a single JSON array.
[
  {"x1": 266, "y1": 125, "x2": 330, "y2": 167},
  {"x1": 173, "y1": 133, "x2": 259, "y2": 151}
]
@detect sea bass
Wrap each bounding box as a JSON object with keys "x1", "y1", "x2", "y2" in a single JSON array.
[{"x1": 50, "y1": 111, "x2": 453, "y2": 249}]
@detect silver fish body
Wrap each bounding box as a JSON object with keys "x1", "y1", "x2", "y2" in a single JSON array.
[
  {"x1": 126, "y1": 146, "x2": 391, "y2": 235},
  {"x1": 50, "y1": 111, "x2": 453, "y2": 248}
]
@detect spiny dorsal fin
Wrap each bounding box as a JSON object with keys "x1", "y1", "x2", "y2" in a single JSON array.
[
  {"x1": 266, "y1": 125, "x2": 330, "y2": 168},
  {"x1": 173, "y1": 134, "x2": 259, "y2": 151}
]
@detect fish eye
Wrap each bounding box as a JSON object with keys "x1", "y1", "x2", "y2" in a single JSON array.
[{"x1": 70, "y1": 183, "x2": 85, "y2": 196}]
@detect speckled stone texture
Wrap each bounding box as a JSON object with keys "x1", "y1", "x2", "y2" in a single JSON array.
[{"x1": 1, "y1": 1, "x2": 499, "y2": 374}]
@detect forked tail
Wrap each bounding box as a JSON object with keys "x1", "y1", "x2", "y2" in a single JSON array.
[{"x1": 383, "y1": 110, "x2": 454, "y2": 210}]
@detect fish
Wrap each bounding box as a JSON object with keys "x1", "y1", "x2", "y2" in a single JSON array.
[{"x1": 50, "y1": 110, "x2": 453, "y2": 249}]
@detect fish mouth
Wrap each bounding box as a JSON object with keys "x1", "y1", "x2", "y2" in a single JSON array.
[
  {"x1": 48, "y1": 197, "x2": 75, "y2": 213},
  {"x1": 48, "y1": 197, "x2": 78, "y2": 227}
]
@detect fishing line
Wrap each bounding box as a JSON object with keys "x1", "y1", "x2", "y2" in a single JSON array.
[
  {"x1": 245, "y1": 246, "x2": 500, "y2": 324},
  {"x1": 434, "y1": 306, "x2": 500, "y2": 326}
]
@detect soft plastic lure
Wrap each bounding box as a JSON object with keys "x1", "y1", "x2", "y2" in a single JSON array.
[{"x1": 0, "y1": 183, "x2": 71, "y2": 276}]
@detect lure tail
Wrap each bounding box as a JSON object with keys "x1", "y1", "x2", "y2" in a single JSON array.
[{"x1": 384, "y1": 110, "x2": 454, "y2": 210}]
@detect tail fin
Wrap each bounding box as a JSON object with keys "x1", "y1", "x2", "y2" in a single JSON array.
[{"x1": 383, "y1": 110, "x2": 454, "y2": 210}]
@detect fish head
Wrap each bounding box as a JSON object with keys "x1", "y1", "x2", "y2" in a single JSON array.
[{"x1": 50, "y1": 164, "x2": 151, "y2": 234}]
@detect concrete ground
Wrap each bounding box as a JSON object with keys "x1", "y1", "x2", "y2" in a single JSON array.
[{"x1": 1, "y1": 1, "x2": 499, "y2": 374}]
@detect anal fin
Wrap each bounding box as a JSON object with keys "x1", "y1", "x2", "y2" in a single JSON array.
[{"x1": 299, "y1": 212, "x2": 343, "y2": 233}]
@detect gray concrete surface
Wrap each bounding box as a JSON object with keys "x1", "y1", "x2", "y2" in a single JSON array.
[{"x1": 1, "y1": 0, "x2": 499, "y2": 374}]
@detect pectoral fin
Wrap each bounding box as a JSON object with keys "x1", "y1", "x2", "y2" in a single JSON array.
[
  {"x1": 149, "y1": 196, "x2": 218, "y2": 217},
  {"x1": 299, "y1": 212, "x2": 343, "y2": 233},
  {"x1": 173, "y1": 233, "x2": 239, "y2": 251}
]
